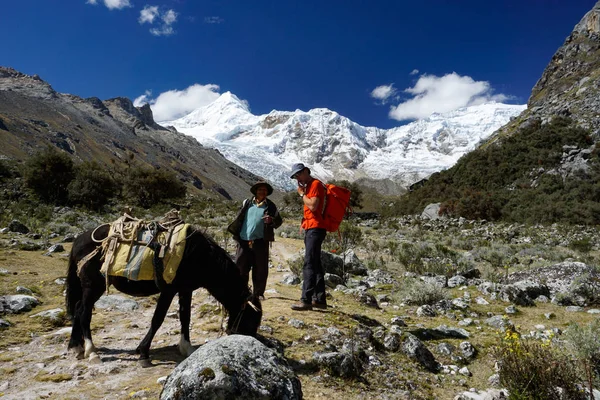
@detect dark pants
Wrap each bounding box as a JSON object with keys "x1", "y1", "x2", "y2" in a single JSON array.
[
  {"x1": 235, "y1": 239, "x2": 269, "y2": 297},
  {"x1": 301, "y1": 228, "x2": 327, "y2": 305}
]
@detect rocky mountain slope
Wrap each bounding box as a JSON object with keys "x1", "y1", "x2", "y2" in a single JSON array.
[
  {"x1": 398, "y1": 1, "x2": 600, "y2": 223},
  {"x1": 163, "y1": 93, "x2": 525, "y2": 193},
  {"x1": 0, "y1": 67, "x2": 259, "y2": 201}
]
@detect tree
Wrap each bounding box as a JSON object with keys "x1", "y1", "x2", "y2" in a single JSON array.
[
  {"x1": 123, "y1": 167, "x2": 186, "y2": 208},
  {"x1": 23, "y1": 146, "x2": 75, "y2": 205},
  {"x1": 68, "y1": 161, "x2": 118, "y2": 210}
]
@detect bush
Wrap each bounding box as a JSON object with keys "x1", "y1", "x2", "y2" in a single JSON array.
[
  {"x1": 564, "y1": 320, "x2": 600, "y2": 394},
  {"x1": 23, "y1": 147, "x2": 75, "y2": 205},
  {"x1": 496, "y1": 328, "x2": 584, "y2": 399},
  {"x1": 395, "y1": 242, "x2": 458, "y2": 276},
  {"x1": 68, "y1": 161, "x2": 118, "y2": 210},
  {"x1": 123, "y1": 167, "x2": 186, "y2": 208},
  {"x1": 394, "y1": 278, "x2": 447, "y2": 306}
]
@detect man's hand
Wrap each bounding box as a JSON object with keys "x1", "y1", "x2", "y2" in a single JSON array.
[
  {"x1": 262, "y1": 215, "x2": 273, "y2": 225},
  {"x1": 297, "y1": 186, "x2": 305, "y2": 197}
]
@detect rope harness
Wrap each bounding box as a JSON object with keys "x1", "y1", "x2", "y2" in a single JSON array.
[{"x1": 76, "y1": 210, "x2": 184, "y2": 293}]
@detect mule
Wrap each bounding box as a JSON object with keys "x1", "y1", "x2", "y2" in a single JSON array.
[{"x1": 65, "y1": 224, "x2": 262, "y2": 364}]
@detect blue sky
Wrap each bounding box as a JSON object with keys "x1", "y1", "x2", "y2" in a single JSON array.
[{"x1": 1, "y1": 0, "x2": 596, "y2": 128}]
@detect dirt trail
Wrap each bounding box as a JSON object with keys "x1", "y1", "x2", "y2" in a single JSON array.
[{"x1": 0, "y1": 238, "x2": 303, "y2": 400}]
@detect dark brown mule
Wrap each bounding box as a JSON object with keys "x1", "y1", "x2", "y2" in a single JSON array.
[{"x1": 65, "y1": 224, "x2": 262, "y2": 364}]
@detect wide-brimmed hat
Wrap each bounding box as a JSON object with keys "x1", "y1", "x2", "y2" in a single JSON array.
[
  {"x1": 290, "y1": 163, "x2": 310, "y2": 179},
  {"x1": 250, "y1": 181, "x2": 273, "y2": 196}
]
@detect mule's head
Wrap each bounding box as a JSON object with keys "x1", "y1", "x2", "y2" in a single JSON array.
[{"x1": 226, "y1": 295, "x2": 263, "y2": 336}]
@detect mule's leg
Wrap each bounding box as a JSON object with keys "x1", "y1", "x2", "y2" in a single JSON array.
[
  {"x1": 81, "y1": 284, "x2": 105, "y2": 363},
  {"x1": 68, "y1": 300, "x2": 85, "y2": 359},
  {"x1": 177, "y1": 290, "x2": 194, "y2": 357},
  {"x1": 136, "y1": 290, "x2": 176, "y2": 362}
]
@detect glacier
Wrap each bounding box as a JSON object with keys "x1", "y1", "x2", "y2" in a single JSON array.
[{"x1": 161, "y1": 92, "x2": 526, "y2": 191}]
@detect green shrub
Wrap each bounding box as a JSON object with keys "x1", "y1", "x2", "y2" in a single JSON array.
[
  {"x1": 23, "y1": 147, "x2": 75, "y2": 205},
  {"x1": 68, "y1": 161, "x2": 118, "y2": 210},
  {"x1": 496, "y1": 328, "x2": 584, "y2": 400},
  {"x1": 123, "y1": 167, "x2": 186, "y2": 208},
  {"x1": 394, "y1": 278, "x2": 447, "y2": 306},
  {"x1": 564, "y1": 320, "x2": 600, "y2": 393},
  {"x1": 569, "y1": 237, "x2": 594, "y2": 254}
]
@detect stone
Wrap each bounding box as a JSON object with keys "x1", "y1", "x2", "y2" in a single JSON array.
[
  {"x1": 448, "y1": 275, "x2": 468, "y2": 288},
  {"x1": 280, "y1": 273, "x2": 300, "y2": 285},
  {"x1": 30, "y1": 308, "x2": 64, "y2": 322},
  {"x1": 288, "y1": 319, "x2": 305, "y2": 329},
  {"x1": 459, "y1": 342, "x2": 477, "y2": 360},
  {"x1": 8, "y1": 220, "x2": 29, "y2": 234},
  {"x1": 383, "y1": 333, "x2": 401, "y2": 352},
  {"x1": 312, "y1": 351, "x2": 363, "y2": 379},
  {"x1": 437, "y1": 342, "x2": 455, "y2": 356},
  {"x1": 324, "y1": 273, "x2": 344, "y2": 288},
  {"x1": 566, "y1": 306, "x2": 584, "y2": 312},
  {"x1": 160, "y1": 335, "x2": 302, "y2": 400},
  {"x1": 402, "y1": 333, "x2": 440, "y2": 372},
  {"x1": 95, "y1": 295, "x2": 139, "y2": 312},
  {"x1": 421, "y1": 203, "x2": 442, "y2": 220},
  {"x1": 417, "y1": 305, "x2": 437, "y2": 317},
  {"x1": 16, "y1": 286, "x2": 33, "y2": 295},
  {"x1": 485, "y1": 315, "x2": 513, "y2": 330},
  {"x1": 504, "y1": 305, "x2": 518, "y2": 314},
  {"x1": 0, "y1": 295, "x2": 39, "y2": 314},
  {"x1": 459, "y1": 366, "x2": 472, "y2": 376}
]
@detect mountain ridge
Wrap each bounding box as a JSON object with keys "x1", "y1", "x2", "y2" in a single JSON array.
[{"x1": 163, "y1": 94, "x2": 525, "y2": 193}]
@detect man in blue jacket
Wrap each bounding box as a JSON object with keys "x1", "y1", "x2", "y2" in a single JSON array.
[{"x1": 227, "y1": 181, "x2": 283, "y2": 298}]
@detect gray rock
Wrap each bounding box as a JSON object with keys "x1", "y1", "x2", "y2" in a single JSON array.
[
  {"x1": 459, "y1": 366, "x2": 472, "y2": 376},
  {"x1": 280, "y1": 273, "x2": 300, "y2": 285},
  {"x1": 366, "y1": 269, "x2": 397, "y2": 286},
  {"x1": 420, "y1": 275, "x2": 447, "y2": 288},
  {"x1": 475, "y1": 297, "x2": 490, "y2": 305},
  {"x1": 30, "y1": 308, "x2": 64, "y2": 322},
  {"x1": 0, "y1": 269, "x2": 9, "y2": 276},
  {"x1": 488, "y1": 373, "x2": 500, "y2": 387},
  {"x1": 383, "y1": 333, "x2": 401, "y2": 352},
  {"x1": 324, "y1": 273, "x2": 344, "y2": 288},
  {"x1": 342, "y1": 249, "x2": 367, "y2": 276},
  {"x1": 16, "y1": 286, "x2": 33, "y2": 295},
  {"x1": 566, "y1": 306, "x2": 584, "y2": 312},
  {"x1": 312, "y1": 351, "x2": 363, "y2": 378},
  {"x1": 448, "y1": 275, "x2": 468, "y2": 288},
  {"x1": 8, "y1": 220, "x2": 29, "y2": 234},
  {"x1": 417, "y1": 305, "x2": 437, "y2": 317},
  {"x1": 437, "y1": 342, "x2": 455, "y2": 356},
  {"x1": 459, "y1": 342, "x2": 477, "y2": 360},
  {"x1": 95, "y1": 295, "x2": 139, "y2": 312},
  {"x1": 390, "y1": 316, "x2": 407, "y2": 327},
  {"x1": 485, "y1": 315, "x2": 513, "y2": 330},
  {"x1": 62, "y1": 233, "x2": 76, "y2": 243},
  {"x1": 504, "y1": 305, "x2": 518, "y2": 314},
  {"x1": 355, "y1": 292, "x2": 379, "y2": 308},
  {"x1": 0, "y1": 319, "x2": 10, "y2": 328},
  {"x1": 452, "y1": 298, "x2": 469, "y2": 310},
  {"x1": 45, "y1": 244, "x2": 65, "y2": 253},
  {"x1": 0, "y1": 295, "x2": 39, "y2": 314},
  {"x1": 54, "y1": 278, "x2": 66, "y2": 285},
  {"x1": 421, "y1": 203, "x2": 442, "y2": 220},
  {"x1": 459, "y1": 318, "x2": 474, "y2": 327},
  {"x1": 288, "y1": 319, "x2": 305, "y2": 329},
  {"x1": 544, "y1": 312, "x2": 556, "y2": 320},
  {"x1": 402, "y1": 333, "x2": 440, "y2": 372},
  {"x1": 587, "y1": 309, "x2": 600, "y2": 314},
  {"x1": 160, "y1": 335, "x2": 302, "y2": 400}
]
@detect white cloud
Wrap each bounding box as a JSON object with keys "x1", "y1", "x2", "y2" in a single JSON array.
[
  {"x1": 410, "y1": 69, "x2": 419, "y2": 75},
  {"x1": 389, "y1": 72, "x2": 509, "y2": 121},
  {"x1": 204, "y1": 16, "x2": 224, "y2": 24},
  {"x1": 85, "y1": 0, "x2": 131, "y2": 9},
  {"x1": 370, "y1": 84, "x2": 397, "y2": 104},
  {"x1": 139, "y1": 6, "x2": 159, "y2": 24},
  {"x1": 134, "y1": 84, "x2": 221, "y2": 121},
  {"x1": 145, "y1": 8, "x2": 178, "y2": 36},
  {"x1": 103, "y1": 0, "x2": 132, "y2": 10}
]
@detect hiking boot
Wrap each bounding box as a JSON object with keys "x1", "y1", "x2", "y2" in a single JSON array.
[
  {"x1": 312, "y1": 302, "x2": 327, "y2": 309},
  {"x1": 290, "y1": 302, "x2": 312, "y2": 311}
]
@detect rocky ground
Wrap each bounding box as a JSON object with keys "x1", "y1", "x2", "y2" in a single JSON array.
[{"x1": 1, "y1": 215, "x2": 600, "y2": 399}]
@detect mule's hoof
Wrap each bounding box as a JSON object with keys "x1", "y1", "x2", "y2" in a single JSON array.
[
  {"x1": 70, "y1": 346, "x2": 84, "y2": 360},
  {"x1": 89, "y1": 353, "x2": 102, "y2": 364},
  {"x1": 139, "y1": 358, "x2": 153, "y2": 368}
]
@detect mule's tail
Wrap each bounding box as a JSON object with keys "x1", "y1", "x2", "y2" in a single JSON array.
[{"x1": 65, "y1": 249, "x2": 82, "y2": 318}]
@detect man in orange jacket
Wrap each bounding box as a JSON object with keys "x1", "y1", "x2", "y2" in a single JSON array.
[{"x1": 289, "y1": 163, "x2": 328, "y2": 311}]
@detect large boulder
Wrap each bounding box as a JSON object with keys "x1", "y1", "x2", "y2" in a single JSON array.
[
  {"x1": 508, "y1": 261, "x2": 600, "y2": 305},
  {"x1": 0, "y1": 295, "x2": 39, "y2": 314},
  {"x1": 421, "y1": 203, "x2": 442, "y2": 220},
  {"x1": 160, "y1": 335, "x2": 302, "y2": 400}
]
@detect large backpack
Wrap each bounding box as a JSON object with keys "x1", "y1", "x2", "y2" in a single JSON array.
[{"x1": 322, "y1": 183, "x2": 352, "y2": 232}]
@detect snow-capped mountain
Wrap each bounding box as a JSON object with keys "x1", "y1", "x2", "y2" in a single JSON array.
[{"x1": 161, "y1": 92, "x2": 526, "y2": 191}]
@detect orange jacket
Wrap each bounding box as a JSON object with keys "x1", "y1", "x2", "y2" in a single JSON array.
[{"x1": 301, "y1": 179, "x2": 327, "y2": 230}]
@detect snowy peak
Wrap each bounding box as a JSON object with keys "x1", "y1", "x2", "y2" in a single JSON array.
[{"x1": 163, "y1": 95, "x2": 526, "y2": 193}]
